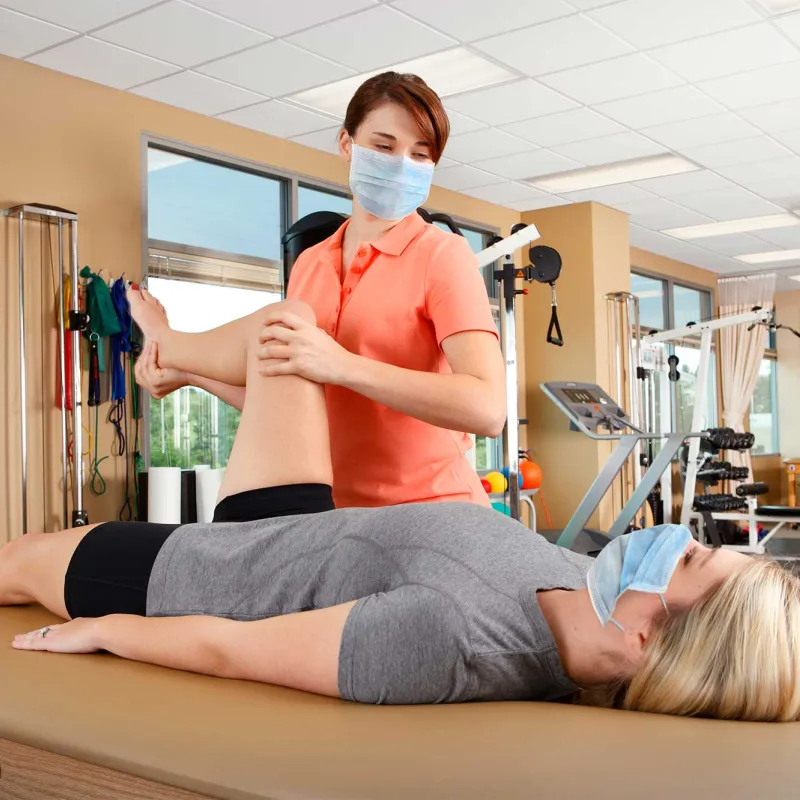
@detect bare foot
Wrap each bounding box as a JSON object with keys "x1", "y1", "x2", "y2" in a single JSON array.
[{"x1": 128, "y1": 287, "x2": 170, "y2": 344}]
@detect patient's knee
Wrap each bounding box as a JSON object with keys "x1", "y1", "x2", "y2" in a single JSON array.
[{"x1": 274, "y1": 298, "x2": 316, "y2": 327}]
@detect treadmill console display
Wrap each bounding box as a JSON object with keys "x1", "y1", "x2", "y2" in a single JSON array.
[
  {"x1": 541, "y1": 381, "x2": 634, "y2": 434},
  {"x1": 563, "y1": 388, "x2": 601, "y2": 404}
]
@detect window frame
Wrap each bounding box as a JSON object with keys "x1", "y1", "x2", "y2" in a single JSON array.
[
  {"x1": 631, "y1": 267, "x2": 717, "y2": 434},
  {"x1": 141, "y1": 134, "x2": 502, "y2": 470}
]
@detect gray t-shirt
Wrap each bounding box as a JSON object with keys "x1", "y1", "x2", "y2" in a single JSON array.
[{"x1": 146, "y1": 502, "x2": 591, "y2": 705}]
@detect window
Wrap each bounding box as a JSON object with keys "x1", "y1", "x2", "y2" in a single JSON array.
[
  {"x1": 297, "y1": 185, "x2": 352, "y2": 218},
  {"x1": 631, "y1": 273, "x2": 666, "y2": 331},
  {"x1": 148, "y1": 148, "x2": 283, "y2": 260},
  {"x1": 673, "y1": 345, "x2": 718, "y2": 432},
  {"x1": 750, "y1": 358, "x2": 779, "y2": 455},
  {"x1": 673, "y1": 284, "x2": 708, "y2": 328},
  {"x1": 145, "y1": 145, "x2": 286, "y2": 469}
]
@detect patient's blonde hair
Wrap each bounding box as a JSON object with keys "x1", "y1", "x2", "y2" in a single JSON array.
[{"x1": 620, "y1": 560, "x2": 800, "y2": 722}]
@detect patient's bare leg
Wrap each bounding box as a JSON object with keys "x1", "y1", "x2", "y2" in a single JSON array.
[{"x1": 0, "y1": 525, "x2": 102, "y2": 618}]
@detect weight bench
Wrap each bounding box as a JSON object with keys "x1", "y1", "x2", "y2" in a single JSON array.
[
  {"x1": 693, "y1": 500, "x2": 800, "y2": 555},
  {"x1": 1, "y1": 605, "x2": 799, "y2": 799}
]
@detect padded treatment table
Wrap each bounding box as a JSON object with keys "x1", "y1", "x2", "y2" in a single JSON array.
[{"x1": 1, "y1": 606, "x2": 799, "y2": 800}]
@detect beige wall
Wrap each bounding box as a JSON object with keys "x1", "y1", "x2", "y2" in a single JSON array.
[
  {"x1": 521, "y1": 202, "x2": 631, "y2": 530},
  {"x1": 631, "y1": 247, "x2": 718, "y2": 293},
  {"x1": 776, "y1": 290, "x2": 800, "y2": 463},
  {"x1": 0, "y1": 55, "x2": 520, "y2": 539}
]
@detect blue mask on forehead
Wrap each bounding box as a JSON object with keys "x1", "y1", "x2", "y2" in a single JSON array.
[
  {"x1": 587, "y1": 524, "x2": 693, "y2": 632},
  {"x1": 348, "y1": 143, "x2": 434, "y2": 220}
]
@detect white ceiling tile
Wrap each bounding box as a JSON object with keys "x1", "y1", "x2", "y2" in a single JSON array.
[
  {"x1": 717, "y1": 156, "x2": 800, "y2": 188},
  {"x1": 199, "y1": 40, "x2": 354, "y2": 97},
  {"x1": 474, "y1": 149, "x2": 582, "y2": 179},
  {"x1": 133, "y1": 71, "x2": 266, "y2": 115},
  {"x1": 500, "y1": 108, "x2": 625, "y2": 147},
  {"x1": 437, "y1": 156, "x2": 459, "y2": 168},
  {"x1": 473, "y1": 14, "x2": 633, "y2": 77},
  {"x1": 739, "y1": 99, "x2": 800, "y2": 134},
  {"x1": 774, "y1": 12, "x2": 800, "y2": 47},
  {"x1": 650, "y1": 24, "x2": 798, "y2": 83},
  {"x1": 462, "y1": 181, "x2": 549, "y2": 204},
  {"x1": 559, "y1": 183, "x2": 656, "y2": 206},
  {"x1": 186, "y1": 0, "x2": 377, "y2": 36},
  {"x1": 551, "y1": 131, "x2": 666, "y2": 165},
  {"x1": 445, "y1": 80, "x2": 577, "y2": 126},
  {"x1": 630, "y1": 225, "x2": 719, "y2": 267},
  {"x1": 0, "y1": 7, "x2": 74, "y2": 58},
  {"x1": 540, "y1": 53, "x2": 683, "y2": 105},
  {"x1": 287, "y1": 6, "x2": 455, "y2": 71},
  {"x1": 595, "y1": 86, "x2": 724, "y2": 129},
  {"x1": 219, "y1": 100, "x2": 339, "y2": 137},
  {"x1": 444, "y1": 129, "x2": 534, "y2": 163},
  {"x1": 446, "y1": 110, "x2": 488, "y2": 136},
  {"x1": 432, "y1": 165, "x2": 504, "y2": 191},
  {"x1": 0, "y1": 0, "x2": 163, "y2": 32},
  {"x1": 567, "y1": 0, "x2": 620, "y2": 7},
  {"x1": 772, "y1": 128, "x2": 800, "y2": 155},
  {"x1": 28, "y1": 36, "x2": 178, "y2": 89},
  {"x1": 94, "y1": 1, "x2": 268, "y2": 68},
  {"x1": 744, "y1": 178, "x2": 800, "y2": 206},
  {"x1": 643, "y1": 113, "x2": 759, "y2": 150},
  {"x1": 390, "y1": 0, "x2": 573, "y2": 42},
  {"x1": 633, "y1": 170, "x2": 737, "y2": 197},
  {"x1": 618, "y1": 197, "x2": 714, "y2": 229},
  {"x1": 675, "y1": 186, "x2": 785, "y2": 220},
  {"x1": 692, "y1": 232, "x2": 776, "y2": 257},
  {"x1": 753, "y1": 226, "x2": 800, "y2": 248},
  {"x1": 699, "y1": 62, "x2": 800, "y2": 110},
  {"x1": 589, "y1": 0, "x2": 761, "y2": 49},
  {"x1": 679, "y1": 136, "x2": 792, "y2": 169},
  {"x1": 507, "y1": 196, "x2": 571, "y2": 211},
  {"x1": 289, "y1": 127, "x2": 342, "y2": 155}
]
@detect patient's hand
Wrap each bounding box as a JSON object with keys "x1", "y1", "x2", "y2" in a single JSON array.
[
  {"x1": 135, "y1": 341, "x2": 189, "y2": 400},
  {"x1": 13, "y1": 618, "x2": 101, "y2": 654}
]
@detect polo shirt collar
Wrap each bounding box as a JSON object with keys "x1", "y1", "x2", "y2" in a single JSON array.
[{"x1": 324, "y1": 212, "x2": 426, "y2": 257}]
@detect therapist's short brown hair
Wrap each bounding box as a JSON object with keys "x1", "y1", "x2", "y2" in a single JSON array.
[{"x1": 343, "y1": 72, "x2": 450, "y2": 164}]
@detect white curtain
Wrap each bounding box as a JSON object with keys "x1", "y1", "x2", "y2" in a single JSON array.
[{"x1": 718, "y1": 274, "x2": 776, "y2": 480}]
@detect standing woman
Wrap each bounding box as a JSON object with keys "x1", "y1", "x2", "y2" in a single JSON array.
[{"x1": 137, "y1": 72, "x2": 505, "y2": 509}]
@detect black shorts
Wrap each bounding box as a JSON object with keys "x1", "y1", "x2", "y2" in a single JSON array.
[{"x1": 64, "y1": 483, "x2": 334, "y2": 619}]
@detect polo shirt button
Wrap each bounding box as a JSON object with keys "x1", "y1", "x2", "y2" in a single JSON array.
[
  {"x1": 357, "y1": 248, "x2": 367, "y2": 258},
  {"x1": 344, "y1": 287, "x2": 352, "y2": 295}
]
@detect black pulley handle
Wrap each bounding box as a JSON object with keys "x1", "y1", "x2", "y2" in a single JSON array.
[{"x1": 529, "y1": 245, "x2": 564, "y2": 347}]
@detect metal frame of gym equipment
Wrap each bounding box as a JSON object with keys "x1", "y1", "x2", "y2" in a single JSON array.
[
  {"x1": 2, "y1": 203, "x2": 88, "y2": 534},
  {"x1": 475, "y1": 223, "x2": 562, "y2": 522},
  {"x1": 541, "y1": 380, "x2": 696, "y2": 552},
  {"x1": 640, "y1": 308, "x2": 773, "y2": 531}
]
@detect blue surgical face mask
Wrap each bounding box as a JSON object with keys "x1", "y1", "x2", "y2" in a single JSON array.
[
  {"x1": 349, "y1": 143, "x2": 434, "y2": 220},
  {"x1": 587, "y1": 524, "x2": 693, "y2": 631}
]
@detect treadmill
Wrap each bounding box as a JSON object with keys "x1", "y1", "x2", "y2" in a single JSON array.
[{"x1": 540, "y1": 381, "x2": 700, "y2": 556}]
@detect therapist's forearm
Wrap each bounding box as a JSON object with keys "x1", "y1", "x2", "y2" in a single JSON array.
[
  {"x1": 95, "y1": 614, "x2": 236, "y2": 677},
  {"x1": 341, "y1": 354, "x2": 505, "y2": 437},
  {"x1": 187, "y1": 374, "x2": 246, "y2": 411}
]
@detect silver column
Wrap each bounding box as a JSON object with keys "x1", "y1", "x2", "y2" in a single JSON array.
[
  {"x1": 502, "y1": 260, "x2": 520, "y2": 520},
  {"x1": 18, "y1": 211, "x2": 28, "y2": 534},
  {"x1": 70, "y1": 219, "x2": 85, "y2": 523},
  {"x1": 57, "y1": 220, "x2": 69, "y2": 529}
]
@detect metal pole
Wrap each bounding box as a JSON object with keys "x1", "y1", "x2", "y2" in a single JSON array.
[
  {"x1": 679, "y1": 328, "x2": 712, "y2": 528},
  {"x1": 70, "y1": 219, "x2": 87, "y2": 526},
  {"x1": 18, "y1": 211, "x2": 28, "y2": 535},
  {"x1": 503, "y1": 268, "x2": 521, "y2": 520},
  {"x1": 57, "y1": 220, "x2": 69, "y2": 529}
]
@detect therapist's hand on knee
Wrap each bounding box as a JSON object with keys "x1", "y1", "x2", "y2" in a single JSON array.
[{"x1": 257, "y1": 309, "x2": 353, "y2": 385}]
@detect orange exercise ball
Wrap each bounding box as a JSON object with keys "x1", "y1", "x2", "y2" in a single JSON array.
[{"x1": 520, "y1": 461, "x2": 542, "y2": 490}]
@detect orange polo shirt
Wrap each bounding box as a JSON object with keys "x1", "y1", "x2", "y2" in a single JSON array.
[{"x1": 287, "y1": 212, "x2": 498, "y2": 509}]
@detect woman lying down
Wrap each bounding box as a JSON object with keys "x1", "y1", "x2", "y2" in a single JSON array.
[{"x1": 4, "y1": 294, "x2": 799, "y2": 722}]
